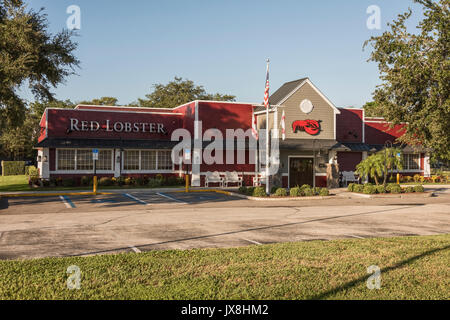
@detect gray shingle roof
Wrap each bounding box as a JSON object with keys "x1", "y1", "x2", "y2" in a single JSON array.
[{"x1": 269, "y1": 78, "x2": 308, "y2": 105}]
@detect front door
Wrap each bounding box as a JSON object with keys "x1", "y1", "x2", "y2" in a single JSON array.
[{"x1": 289, "y1": 158, "x2": 314, "y2": 188}]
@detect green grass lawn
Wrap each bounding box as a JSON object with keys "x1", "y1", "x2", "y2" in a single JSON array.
[{"x1": 0, "y1": 235, "x2": 448, "y2": 300}]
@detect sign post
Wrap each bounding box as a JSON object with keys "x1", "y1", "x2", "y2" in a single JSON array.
[
  {"x1": 184, "y1": 149, "x2": 191, "y2": 193},
  {"x1": 93, "y1": 149, "x2": 99, "y2": 194}
]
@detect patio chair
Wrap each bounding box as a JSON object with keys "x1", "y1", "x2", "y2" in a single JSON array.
[
  {"x1": 205, "y1": 171, "x2": 224, "y2": 188},
  {"x1": 223, "y1": 171, "x2": 242, "y2": 187},
  {"x1": 252, "y1": 172, "x2": 267, "y2": 187},
  {"x1": 341, "y1": 171, "x2": 359, "y2": 186}
]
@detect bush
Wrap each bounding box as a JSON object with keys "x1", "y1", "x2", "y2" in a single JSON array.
[
  {"x1": 413, "y1": 174, "x2": 421, "y2": 183},
  {"x1": 302, "y1": 187, "x2": 313, "y2": 197},
  {"x1": 274, "y1": 188, "x2": 287, "y2": 197},
  {"x1": 155, "y1": 174, "x2": 164, "y2": 181},
  {"x1": 62, "y1": 178, "x2": 75, "y2": 187},
  {"x1": 29, "y1": 176, "x2": 41, "y2": 187},
  {"x1": 300, "y1": 184, "x2": 311, "y2": 191},
  {"x1": 414, "y1": 185, "x2": 425, "y2": 193},
  {"x1": 25, "y1": 165, "x2": 39, "y2": 177},
  {"x1": 376, "y1": 185, "x2": 386, "y2": 194},
  {"x1": 389, "y1": 185, "x2": 402, "y2": 194},
  {"x1": 124, "y1": 177, "x2": 134, "y2": 185},
  {"x1": 319, "y1": 188, "x2": 329, "y2": 196},
  {"x1": 165, "y1": 176, "x2": 180, "y2": 186},
  {"x1": 385, "y1": 183, "x2": 397, "y2": 193},
  {"x1": 135, "y1": 177, "x2": 146, "y2": 186},
  {"x1": 290, "y1": 187, "x2": 301, "y2": 197},
  {"x1": 245, "y1": 187, "x2": 255, "y2": 196},
  {"x1": 312, "y1": 187, "x2": 321, "y2": 196},
  {"x1": 252, "y1": 187, "x2": 266, "y2": 197},
  {"x1": 405, "y1": 176, "x2": 413, "y2": 183},
  {"x1": 238, "y1": 186, "x2": 247, "y2": 194},
  {"x1": 98, "y1": 177, "x2": 113, "y2": 186},
  {"x1": 1, "y1": 161, "x2": 25, "y2": 176},
  {"x1": 148, "y1": 178, "x2": 162, "y2": 188},
  {"x1": 271, "y1": 186, "x2": 278, "y2": 194},
  {"x1": 363, "y1": 185, "x2": 376, "y2": 194},
  {"x1": 81, "y1": 176, "x2": 92, "y2": 186},
  {"x1": 353, "y1": 184, "x2": 364, "y2": 193},
  {"x1": 405, "y1": 186, "x2": 415, "y2": 193},
  {"x1": 347, "y1": 183, "x2": 356, "y2": 192}
]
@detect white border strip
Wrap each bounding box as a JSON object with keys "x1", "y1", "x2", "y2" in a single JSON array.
[{"x1": 156, "y1": 192, "x2": 187, "y2": 204}]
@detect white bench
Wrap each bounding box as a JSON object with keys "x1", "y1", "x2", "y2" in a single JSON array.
[
  {"x1": 205, "y1": 171, "x2": 223, "y2": 187},
  {"x1": 252, "y1": 172, "x2": 266, "y2": 187},
  {"x1": 224, "y1": 171, "x2": 242, "y2": 187},
  {"x1": 341, "y1": 171, "x2": 359, "y2": 186}
]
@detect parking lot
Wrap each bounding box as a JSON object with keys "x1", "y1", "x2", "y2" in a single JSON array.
[{"x1": 0, "y1": 190, "x2": 449, "y2": 260}]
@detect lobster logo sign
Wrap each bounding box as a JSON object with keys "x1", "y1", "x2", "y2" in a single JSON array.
[{"x1": 292, "y1": 120, "x2": 321, "y2": 136}]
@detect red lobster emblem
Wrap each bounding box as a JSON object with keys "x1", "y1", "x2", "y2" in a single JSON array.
[{"x1": 292, "y1": 120, "x2": 321, "y2": 135}]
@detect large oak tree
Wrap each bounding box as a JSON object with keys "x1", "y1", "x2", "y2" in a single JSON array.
[{"x1": 364, "y1": 0, "x2": 449, "y2": 161}]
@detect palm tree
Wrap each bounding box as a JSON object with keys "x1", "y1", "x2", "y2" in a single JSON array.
[{"x1": 356, "y1": 154, "x2": 384, "y2": 185}]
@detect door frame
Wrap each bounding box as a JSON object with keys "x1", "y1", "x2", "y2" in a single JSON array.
[{"x1": 288, "y1": 155, "x2": 315, "y2": 188}]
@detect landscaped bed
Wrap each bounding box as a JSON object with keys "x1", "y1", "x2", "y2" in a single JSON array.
[
  {"x1": 347, "y1": 183, "x2": 425, "y2": 195},
  {"x1": 0, "y1": 234, "x2": 448, "y2": 299},
  {"x1": 237, "y1": 185, "x2": 330, "y2": 198}
]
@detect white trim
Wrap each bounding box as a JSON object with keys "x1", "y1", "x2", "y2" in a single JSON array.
[
  {"x1": 287, "y1": 155, "x2": 315, "y2": 188},
  {"x1": 47, "y1": 107, "x2": 183, "y2": 116},
  {"x1": 56, "y1": 148, "x2": 115, "y2": 172},
  {"x1": 276, "y1": 79, "x2": 341, "y2": 115},
  {"x1": 362, "y1": 108, "x2": 365, "y2": 143},
  {"x1": 315, "y1": 173, "x2": 327, "y2": 177}
]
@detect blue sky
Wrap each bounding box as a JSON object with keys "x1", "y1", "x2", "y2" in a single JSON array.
[{"x1": 24, "y1": 0, "x2": 423, "y2": 108}]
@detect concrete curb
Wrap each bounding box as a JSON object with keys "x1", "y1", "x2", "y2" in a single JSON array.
[{"x1": 348, "y1": 192, "x2": 434, "y2": 199}]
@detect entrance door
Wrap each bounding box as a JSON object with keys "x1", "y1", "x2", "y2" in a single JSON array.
[{"x1": 289, "y1": 158, "x2": 314, "y2": 188}]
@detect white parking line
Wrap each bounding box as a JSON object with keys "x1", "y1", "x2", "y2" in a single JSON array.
[
  {"x1": 156, "y1": 192, "x2": 187, "y2": 204},
  {"x1": 59, "y1": 195, "x2": 75, "y2": 208},
  {"x1": 242, "y1": 238, "x2": 262, "y2": 245},
  {"x1": 129, "y1": 246, "x2": 141, "y2": 253},
  {"x1": 124, "y1": 193, "x2": 149, "y2": 205}
]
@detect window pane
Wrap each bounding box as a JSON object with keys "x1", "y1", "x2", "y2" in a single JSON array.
[
  {"x1": 409, "y1": 154, "x2": 420, "y2": 170},
  {"x1": 158, "y1": 150, "x2": 172, "y2": 170},
  {"x1": 124, "y1": 150, "x2": 140, "y2": 170},
  {"x1": 58, "y1": 149, "x2": 75, "y2": 171},
  {"x1": 77, "y1": 150, "x2": 93, "y2": 170},
  {"x1": 97, "y1": 150, "x2": 112, "y2": 171},
  {"x1": 141, "y1": 150, "x2": 157, "y2": 170}
]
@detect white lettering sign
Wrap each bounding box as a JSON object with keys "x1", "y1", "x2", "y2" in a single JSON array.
[{"x1": 69, "y1": 119, "x2": 167, "y2": 134}]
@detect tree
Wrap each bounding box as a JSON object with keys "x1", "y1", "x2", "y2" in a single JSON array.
[
  {"x1": 134, "y1": 77, "x2": 236, "y2": 108},
  {"x1": 364, "y1": 0, "x2": 450, "y2": 161},
  {"x1": 363, "y1": 101, "x2": 381, "y2": 117},
  {"x1": 0, "y1": 99, "x2": 74, "y2": 160},
  {"x1": 79, "y1": 97, "x2": 119, "y2": 106},
  {"x1": 0, "y1": 0, "x2": 79, "y2": 129},
  {"x1": 356, "y1": 148, "x2": 403, "y2": 186}
]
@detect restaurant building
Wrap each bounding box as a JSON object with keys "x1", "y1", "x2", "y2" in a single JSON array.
[{"x1": 35, "y1": 77, "x2": 431, "y2": 188}]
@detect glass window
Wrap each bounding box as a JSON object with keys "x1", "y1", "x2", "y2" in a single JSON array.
[
  {"x1": 141, "y1": 150, "x2": 157, "y2": 170},
  {"x1": 57, "y1": 149, "x2": 76, "y2": 171},
  {"x1": 158, "y1": 150, "x2": 172, "y2": 170},
  {"x1": 124, "y1": 150, "x2": 140, "y2": 170},
  {"x1": 97, "y1": 150, "x2": 112, "y2": 171},
  {"x1": 76, "y1": 150, "x2": 93, "y2": 170},
  {"x1": 403, "y1": 154, "x2": 420, "y2": 170}
]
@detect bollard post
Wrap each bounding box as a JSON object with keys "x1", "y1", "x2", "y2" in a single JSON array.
[
  {"x1": 93, "y1": 176, "x2": 98, "y2": 194},
  {"x1": 185, "y1": 174, "x2": 189, "y2": 193}
]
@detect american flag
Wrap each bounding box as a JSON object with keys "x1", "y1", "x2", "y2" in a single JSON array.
[{"x1": 264, "y1": 62, "x2": 270, "y2": 109}]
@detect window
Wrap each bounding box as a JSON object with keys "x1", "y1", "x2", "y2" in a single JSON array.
[
  {"x1": 141, "y1": 151, "x2": 157, "y2": 170},
  {"x1": 124, "y1": 150, "x2": 140, "y2": 170},
  {"x1": 158, "y1": 150, "x2": 172, "y2": 170},
  {"x1": 403, "y1": 154, "x2": 420, "y2": 170},
  {"x1": 57, "y1": 149, "x2": 75, "y2": 170},
  {"x1": 76, "y1": 150, "x2": 93, "y2": 170},
  {"x1": 97, "y1": 150, "x2": 113, "y2": 170}
]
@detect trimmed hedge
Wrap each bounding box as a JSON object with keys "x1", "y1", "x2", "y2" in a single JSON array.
[
  {"x1": 274, "y1": 188, "x2": 287, "y2": 197},
  {"x1": 363, "y1": 185, "x2": 377, "y2": 194},
  {"x1": 290, "y1": 187, "x2": 301, "y2": 197},
  {"x1": 253, "y1": 187, "x2": 266, "y2": 197},
  {"x1": 376, "y1": 185, "x2": 386, "y2": 194},
  {"x1": 414, "y1": 185, "x2": 425, "y2": 193},
  {"x1": 1, "y1": 161, "x2": 26, "y2": 176}
]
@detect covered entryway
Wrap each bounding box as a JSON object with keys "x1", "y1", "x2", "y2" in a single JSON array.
[{"x1": 289, "y1": 157, "x2": 314, "y2": 188}]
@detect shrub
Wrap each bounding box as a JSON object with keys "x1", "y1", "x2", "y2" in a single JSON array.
[
  {"x1": 274, "y1": 188, "x2": 287, "y2": 197},
  {"x1": 413, "y1": 174, "x2": 421, "y2": 183},
  {"x1": 25, "y1": 165, "x2": 39, "y2": 177},
  {"x1": 290, "y1": 187, "x2": 301, "y2": 197},
  {"x1": 29, "y1": 176, "x2": 41, "y2": 187},
  {"x1": 405, "y1": 176, "x2": 413, "y2": 183},
  {"x1": 364, "y1": 182, "x2": 373, "y2": 187},
  {"x1": 81, "y1": 176, "x2": 92, "y2": 186},
  {"x1": 98, "y1": 177, "x2": 113, "y2": 186},
  {"x1": 347, "y1": 183, "x2": 356, "y2": 192},
  {"x1": 319, "y1": 188, "x2": 329, "y2": 196},
  {"x1": 300, "y1": 184, "x2": 311, "y2": 191},
  {"x1": 155, "y1": 174, "x2": 164, "y2": 181},
  {"x1": 165, "y1": 176, "x2": 179, "y2": 186},
  {"x1": 390, "y1": 185, "x2": 402, "y2": 194},
  {"x1": 252, "y1": 187, "x2": 266, "y2": 197},
  {"x1": 405, "y1": 186, "x2": 415, "y2": 193},
  {"x1": 271, "y1": 186, "x2": 278, "y2": 194},
  {"x1": 312, "y1": 187, "x2": 321, "y2": 196},
  {"x1": 302, "y1": 187, "x2": 313, "y2": 197},
  {"x1": 353, "y1": 184, "x2": 364, "y2": 193},
  {"x1": 148, "y1": 178, "x2": 162, "y2": 188},
  {"x1": 245, "y1": 187, "x2": 255, "y2": 196},
  {"x1": 414, "y1": 185, "x2": 425, "y2": 193},
  {"x1": 124, "y1": 177, "x2": 134, "y2": 185},
  {"x1": 386, "y1": 183, "x2": 398, "y2": 193},
  {"x1": 42, "y1": 179, "x2": 50, "y2": 187},
  {"x1": 1, "y1": 161, "x2": 25, "y2": 176},
  {"x1": 376, "y1": 185, "x2": 386, "y2": 194},
  {"x1": 62, "y1": 178, "x2": 75, "y2": 187},
  {"x1": 363, "y1": 185, "x2": 376, "y2": 194},
  {"x1": 238, "y1": 186, "x2": 247, "y2": 194}
]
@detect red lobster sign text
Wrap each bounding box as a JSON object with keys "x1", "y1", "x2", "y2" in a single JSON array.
[{"x1": 292, "y1": 120, "x2": 321, "y2": 136}]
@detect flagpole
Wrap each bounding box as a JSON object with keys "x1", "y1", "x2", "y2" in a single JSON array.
[{"x1": 265, "y1": 59, "x2": 270, "y2": 195}]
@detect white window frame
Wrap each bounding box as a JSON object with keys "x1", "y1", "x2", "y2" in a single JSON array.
[
  {"x1": 401, "y1": 153, "x2": 422, "y2": 172},
  {"x1": 53, "y1": 148, "x2": 114, "y2": 174},
  {"x1": 121, "y1": 149, "x2": 175, "y2": 174}
]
